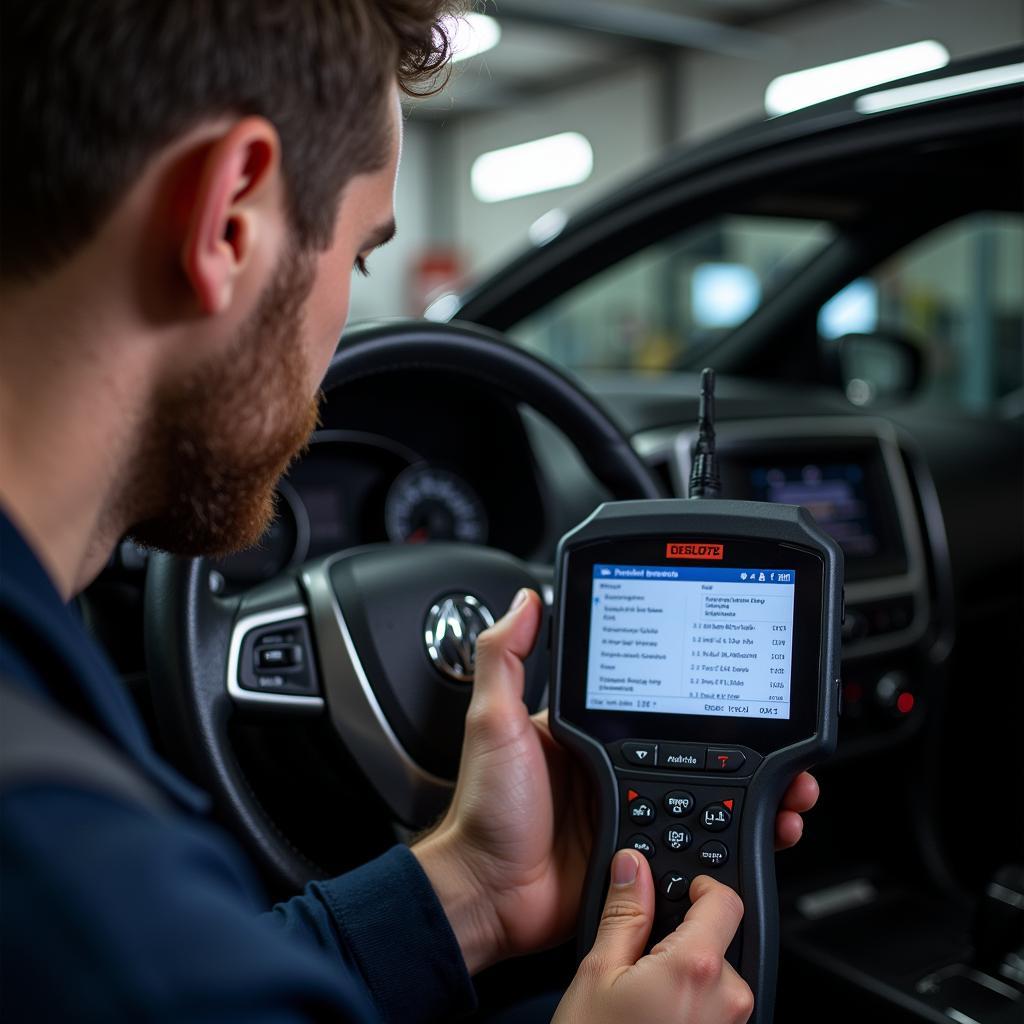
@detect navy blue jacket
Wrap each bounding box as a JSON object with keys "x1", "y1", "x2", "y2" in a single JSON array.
[{"x1": 0, "y1": 511, "x2": 476, "y2": 1022}]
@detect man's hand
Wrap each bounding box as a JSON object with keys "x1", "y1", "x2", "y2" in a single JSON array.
[
  {"x1": 413, "y1": 589, "x2": 820, "y2": 974},
  {"x1": 553, "y1": 852, "x2": 754, "y2": 1024}
]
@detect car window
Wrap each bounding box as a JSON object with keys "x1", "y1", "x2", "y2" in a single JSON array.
[
  {"x1": 818, "y1": 213, "x2": 1024, "y2": 413},
  {"x1": 509, "y1": 215, "x2": 834, "y2": 373}
]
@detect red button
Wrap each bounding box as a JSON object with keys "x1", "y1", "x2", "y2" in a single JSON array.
[{"x1": 707, "y1": 748, "x2": 745, "y2": 772}]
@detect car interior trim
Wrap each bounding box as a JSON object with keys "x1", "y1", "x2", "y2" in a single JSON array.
[
  {"x1": 310, "y1": 428, "x2": 424, "y2": 466},
  {"x1": 277, "y1": 478, "x2": 312, "y2": 570}
]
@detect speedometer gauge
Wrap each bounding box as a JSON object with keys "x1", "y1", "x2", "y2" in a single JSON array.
[{"x1": 384, "y1": 465, "x2": 488, "y2": 545}]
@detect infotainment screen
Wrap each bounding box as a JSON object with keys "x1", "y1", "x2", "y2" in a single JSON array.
[
  {"x1": 585, "y1": 564, "x2": 795, "y2": 721},
  {"x1": 714, "y1": 438, "x2": 909, "y2": 583},
  {"x1": 749, "y1": 464, "x2": 877, "y2": 557}
]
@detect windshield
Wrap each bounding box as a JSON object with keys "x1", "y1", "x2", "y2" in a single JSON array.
[{"x1": 508, "y1": 215, "x2": 834, "y2": 373}]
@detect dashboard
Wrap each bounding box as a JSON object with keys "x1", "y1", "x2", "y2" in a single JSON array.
[
  {"x1": 202, "y1": 384, "x2": 944, "y2": 745},
  {"x1": 111, "y1": 367, "x2": 1018, "y2": 721},
  {"x1": 210, "y1": 393, "x2": 932, "y2": 653}
]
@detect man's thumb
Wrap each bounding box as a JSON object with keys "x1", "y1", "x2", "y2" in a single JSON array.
[
  {"x1": 471, "y1": 588, "x2": 542, "y2": 702},
  {"x1": 587, "y1": 850, "x2": 655, "y2": 970}
]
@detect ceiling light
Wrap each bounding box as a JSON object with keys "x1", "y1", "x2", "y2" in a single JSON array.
[
  {"x1": 855, "y1": 62, "x2": 1024, "y2": 114},
  {"x1": 471, "y1": 133, "x2": 594, "y2": 203},
  {"x1": 441, "y1": 12, "x2": 501, "y2": 63},
  {"x1": 764, "y1": 40, "x2": 950, "y2": 116}
]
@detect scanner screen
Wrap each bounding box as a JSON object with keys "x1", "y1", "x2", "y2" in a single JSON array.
[{"x1": 585, "y1": 564, "x2": 796, "y2": 721}]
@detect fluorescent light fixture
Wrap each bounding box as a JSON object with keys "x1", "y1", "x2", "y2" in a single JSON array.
[
  {"x1": 528, "y1": 208, "x2": 569, "y2": 247},
  {"x1": 692, "y1": 264, "x2": 761, "y2": 329},
  {"x1": 423, "y1": 292, "x2": 460, "y2": 322},
  {"x1": 765, "y1": 40, "x2": 950, "y2": 116},
  {"x1": 818, "y1": 279, "x2": 878, "y2": 340},
  {"x1": 855, "y1": 62, "x2": 1024, "y2": 114},
  {"x1": 471, "y1": 132, "x2": 594, "y2": 203},
  {"x1": 441, "y1": 13, "x2": 501, "y2": 63}
]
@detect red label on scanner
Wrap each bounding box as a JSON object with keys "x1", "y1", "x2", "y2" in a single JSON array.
[{"x1": 665, "y1": 542, "x2": 724, "y2": 560}]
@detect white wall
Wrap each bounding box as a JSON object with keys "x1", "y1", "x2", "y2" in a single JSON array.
[
  {"x1": 679, "y1": 0, "x2": 1024, "y2": 141},
  {"x1": 450, "y1": 63, "x2": 662, "y2": 278}
]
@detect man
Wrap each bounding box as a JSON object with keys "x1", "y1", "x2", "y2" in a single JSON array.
[{"x1": 0, "y1": 2, "x2": 820, "y2": 1021}]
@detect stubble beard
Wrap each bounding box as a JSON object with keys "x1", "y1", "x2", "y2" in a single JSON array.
[{"x1": 128, "y1": 247, "x2": 322, "y2": 558}]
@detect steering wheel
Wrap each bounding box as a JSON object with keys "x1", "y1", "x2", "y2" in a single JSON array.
[{"x1": 145, "y1": 319, "x2": 662, "y2": 891}]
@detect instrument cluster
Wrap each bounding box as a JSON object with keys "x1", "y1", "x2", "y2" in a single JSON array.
[{"x1": 209, "y1": 431, "x2": 491, "y2": 592}]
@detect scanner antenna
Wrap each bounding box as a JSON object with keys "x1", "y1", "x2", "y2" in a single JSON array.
[{"x1": 689, "y1": 367, "x2": 721, "y2": 499}]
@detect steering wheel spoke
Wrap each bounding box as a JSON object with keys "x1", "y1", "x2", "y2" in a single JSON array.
[{"x1": 301, "y1": 554, "x2": 456, "y2": 827}]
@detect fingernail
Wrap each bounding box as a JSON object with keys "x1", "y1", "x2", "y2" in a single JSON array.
[
  {"x1": 508, "y1": 588, "x2": 529, "y2": 613},
  {"x1": 612, "y1": 850, "x2": 639, "y2": 886}
]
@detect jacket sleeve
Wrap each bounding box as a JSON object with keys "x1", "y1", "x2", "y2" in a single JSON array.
[
  {"x1": 266, "y1": 845, "x2": 477, "y2": 1023},
  {"x1": 0, "y1": 786, "x2": 472, "y2": 1023}
]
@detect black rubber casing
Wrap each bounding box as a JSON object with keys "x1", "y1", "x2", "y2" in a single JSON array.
[{"x1": 550, "y1": 499, "x2": 843, "y2": 1024}]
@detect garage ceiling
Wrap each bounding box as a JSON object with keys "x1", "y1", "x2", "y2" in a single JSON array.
[{"x1": 408, "y1": 0, "x2": 885, "y2": 119}]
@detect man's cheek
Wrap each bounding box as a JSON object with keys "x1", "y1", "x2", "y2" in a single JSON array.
[{"x1": 306, "y1": 280, "x2": 352, "y2": 390}]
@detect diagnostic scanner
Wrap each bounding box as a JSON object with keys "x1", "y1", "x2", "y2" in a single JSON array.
[{"x1": 550, "y1": 371, "x2": 843, "y2": 1024}]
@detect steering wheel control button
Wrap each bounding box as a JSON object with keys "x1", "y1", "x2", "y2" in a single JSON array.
[
  {"x1": 235, "y1": 617, "x2": 322, "y2": 700},
  {"x1": 660, "y1": 872, "x2": 690, "y2": 901},
  {"x1": 254, "y1": 674, "x2": 290, "y2": 690},
  {"x1": 626, "y1": 835, "x2": 656, "y2": 860},
  {"x1": 706, "y1": 748, "x2": 745, "y2": 773},
  {"x1": 700, "y1": 803, "x2": 733, "y2": 832},
  {"x1": 622, "y1": 741, "x2": 658, "y2": 767},
  {"x1": 658, "y1": 743, "x2": 706, "y2": 770},
  {"x1": 255, "y1": 644, "x2": 303, "y2": 670},
  {"x1": 627, "y1": 796, "x2": 656, "y2": 825},
  {"x1": 663, "y1": 825, "x2": 693, "y2": 852},
  {"x1": 664, "y1": 791, "x2": 695, "y2": 817},
  {"x1": 698, "y1": 841, "x2": 730, "y2": 869}
]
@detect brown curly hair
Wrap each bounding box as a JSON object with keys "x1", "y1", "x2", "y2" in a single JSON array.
[{"x1": 0, "y1": 0, "x2": 463, "y2": 280}]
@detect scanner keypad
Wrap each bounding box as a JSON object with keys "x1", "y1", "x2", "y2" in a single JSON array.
[
  {"x1": 607, "y1": 740, "x2": 757, "y2": 952},
  {"x1": 615, "y1": 775, "x2": 744, "y2": 944}
]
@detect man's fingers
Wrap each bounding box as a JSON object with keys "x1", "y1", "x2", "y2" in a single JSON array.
[
  {"x1": 774, "y1": 810, "x2": 804, "y2": 850},
  {"x1": 780, "y1": 771, "x2": 819, "y2": 813},
  {"x1": 773, "y1": 773, "x2": 818, "y2": 849},
  {"x1": 669, "y1": 875, "x2": 744, "y2": 959},
  {"x1": 586, "y1": 850, "x2": 655, "y2": 972},
  {"x1": 470, "y1": 589, "x2": 542, "y2": 710}
]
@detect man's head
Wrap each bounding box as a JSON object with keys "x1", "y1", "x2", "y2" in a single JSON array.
[{"x1": 0, "y1": 0, "x2": 456, "y2": 563}]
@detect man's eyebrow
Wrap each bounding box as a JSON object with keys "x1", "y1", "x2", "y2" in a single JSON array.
[{"x1": 359, "y1": 219, "x2": 396, "y2": 253}]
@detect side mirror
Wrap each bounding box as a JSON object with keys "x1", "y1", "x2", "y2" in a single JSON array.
[{"x1": 832, "y1": 331, "x2": 924, "y2": 406}]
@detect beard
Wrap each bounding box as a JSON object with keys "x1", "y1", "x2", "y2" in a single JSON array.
[{"x1": 128, "y1": 247, "x2": 321, "y2": 558}]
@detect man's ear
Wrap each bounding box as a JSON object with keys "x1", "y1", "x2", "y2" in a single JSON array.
[{"x1": 181, "y1": 117, "x2": 282, "y2": 315}]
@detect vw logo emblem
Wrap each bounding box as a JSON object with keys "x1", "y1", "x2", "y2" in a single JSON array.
[{"x1": 424, "y1": 594, "x2": 495, "y2": 683}]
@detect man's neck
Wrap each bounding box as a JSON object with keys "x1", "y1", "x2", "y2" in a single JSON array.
[{"x1": 0, "y1": 279, "x2": 151, "y2": 599}]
